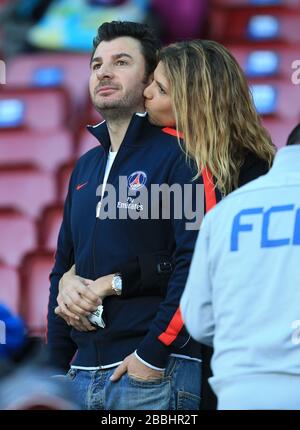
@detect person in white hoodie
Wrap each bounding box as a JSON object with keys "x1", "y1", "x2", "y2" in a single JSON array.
[{"x1": 180, "y1": 124, "x2": 300, "y2": 410}]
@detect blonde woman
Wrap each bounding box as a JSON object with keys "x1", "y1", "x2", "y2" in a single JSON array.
[
  {"x1": 144, "y1": 39, "x2": 276, "y2": 197},
  {"x1": 143, "y1": 39, "x2": 276, "y2": 409}
]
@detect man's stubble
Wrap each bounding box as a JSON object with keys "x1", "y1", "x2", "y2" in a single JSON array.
[{"x1": 92, "y1": 80, "x2": 147, "y2": 122}]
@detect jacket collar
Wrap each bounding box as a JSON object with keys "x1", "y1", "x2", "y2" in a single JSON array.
[
  {"x1": 86, "y1": 112, "x2": 148, "y2": 152},
  {"x1": 271, "y1": 144, "x2": 300, "y2": 174}
]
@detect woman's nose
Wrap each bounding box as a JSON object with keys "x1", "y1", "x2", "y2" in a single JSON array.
[{"x1": 143, "y1": 83, "x2": 153, "y2": 99}]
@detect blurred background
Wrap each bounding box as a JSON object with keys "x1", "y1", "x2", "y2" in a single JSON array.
[{"x1": 0, "y1": 0, "x2": 299, "y2": 357}]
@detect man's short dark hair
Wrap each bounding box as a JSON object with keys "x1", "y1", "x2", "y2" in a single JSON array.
[
  {"x1": 91, "y1": 21, "x2": 161, "y2": 79},
  {"x1": 286, "y1": 123, "x2": 300, "y2": 146}
]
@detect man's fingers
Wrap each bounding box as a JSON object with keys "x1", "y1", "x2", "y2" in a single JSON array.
[
  {"x1": 58, "y1": 292, "x2": 97, "y2": 317},
  {"x1": 60, "y1": 280, "x2": 93, "y2": 303},
  {"x1": 69, "y1": 278, "x2": 99, "y2": 304},
  {"x1": 59, "y1": 288, "x2": 97, "y2": 315},
  {"x1": 55, "y1": 305, "x2": 68, "y2": 320},
  {"x1": 81, "y1": 278, "x2": 93, "y2": 286},
  {"x1": 55, "y1": 307, "x2": 72, "y2": 326},
  {"x1": 56, "y1": 299, "x2": 80, "y2": 320},
  {"x1": 71, "y1": 317, "x2": 96, "y2": 332},
  {"x1": 55, "y1": 304, "x2": 94, "y2": 332},
  {"x1": 82, "y1": 284, "x2": 102, "y2": 304},
  {"x1": 72, "y1": 315, "x2": 96, "y2": 331},
  {"x1": 79, "y1": 317, "x2": 97, "y2": 331},
  {"x1": 58, "y1": 275, "x2": 101, "y2": 314},
  {"x1": 64, "y1": 297, "x2": 97, "y2": 316},
  {"x1": 110, "y1": 362, "x2": 127, "y2": 382},
  {"x1": 71, "y1": 321, "x2": 85, "y2": 332}
]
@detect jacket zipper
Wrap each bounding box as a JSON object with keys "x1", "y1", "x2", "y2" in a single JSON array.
[{"x1": 92, "y1": 142, "x2": 130, "y2": 367}]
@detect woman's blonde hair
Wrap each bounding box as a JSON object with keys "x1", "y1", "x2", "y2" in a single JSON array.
[{"x1": 158, "y1": 40, "x2": 276, "y2": 195}]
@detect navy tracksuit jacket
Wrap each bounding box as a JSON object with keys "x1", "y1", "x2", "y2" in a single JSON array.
[{"x1": 47, "y1": 113, "x2": 214, "y2": 370}]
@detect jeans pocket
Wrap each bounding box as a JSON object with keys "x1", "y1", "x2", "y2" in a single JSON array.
[
  {"x1": 106, "y1": 373, "x2": 172, "y2": 410},
  {"x1": 177, "y1": 391, "x2": 201, "y2": 410},
  {"x1": 66, "y1": 369, "x2": 78, "y2": 381},
  {"x1": 126, "y1": 373, "x2": 168, "y2": 386}
]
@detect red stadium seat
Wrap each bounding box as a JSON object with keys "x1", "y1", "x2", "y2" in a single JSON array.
[
  {"x1": 20, "y1": 252, "x2": 54, "y2": 336},
  {"x1": 249, "y1": 79, "x2": 300, "y2": 120},
  {"x1": 210, "y1": 6, "x2": 300, "y2": 43},
  {"x1": 77, "y1": 128, "x2": 98, "y2": 157},
  {"x1": 80, "y1": 98, "x2": 104, "y2": 128},
  {"x1": 0, "y1": 166, "x2": 56, "y2": 219},
  {"x1": 39, "y1": 205, "x2": 63, "y2": 251},
  {"x1": 0, "y1": 264, "x2": 20, "y2": 314},
  {"x1": 0, "y1": 129, "x2": 74, "y2": 172},
  {"x1": 262, "y1": 118, "x2": 297, "y2": 148},
  {"x1": 0, "y1": 87, "x2": 69, "y2": 131},
  {"x1": 56, "y1": 162, "x2": 75, "y2": 204},
  {"x1": 227, "y1": 43, "x2": 300, "y2": 79},
  {"x1": 7, "y1": 53, "x2": 90, "y2": 109},
  {"x1": 0, "y1": 209, "x2": 36, "y2": 267}
]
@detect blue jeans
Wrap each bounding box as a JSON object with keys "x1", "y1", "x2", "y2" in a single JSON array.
[{"x1": 67, "y1": 357, "x2": 201, "y2": 410}]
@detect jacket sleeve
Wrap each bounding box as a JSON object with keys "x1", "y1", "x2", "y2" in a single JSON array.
[
  {"x1": 116, "y1": 251, "x2": 174, "y2": 298},
  {"x1": 180, "y1": 214, "x2": 214, "y2": 347},
  {"x1": 136, "y1": 154, "x2": 203, "y2": 369},
  {"x1": 46, "y1": 171, "x2": 77, "y2": 372}
]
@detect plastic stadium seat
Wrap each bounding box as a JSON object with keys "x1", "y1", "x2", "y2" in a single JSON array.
[
  {"x1": 0, "y1": 209, "x2": 36, "y2": 267},
  {"x1": 20, "y1": 252, "x2": 54, "y2": 336},
  {"x1": 248, "y1": 79, "x2": 300, "y2": 120},
  {"x1": 0, "y1": 166, "x2": 56, "y2": 219},
  {"x1": 78, "y1": 96, "x2": 104, "y2": 128},
  {"x1": 56, "y1": 162, "x2": 75, "y2": 204},
  {"x1": 7, "y1": 53, "x2": 90, "y2": 109},
  {"x1": 39, "y1": 205, "x2": 63, "y2": 251},
  {"x1": 210, "y1": 7, "x2": 300, "y2": 43},
  {"x1": 0, "y1": 87, "x2": 69, "y2": 131},
  {"x1": 262, "y1": 118, "x2": 297, "y2": 148},
  {"x1": 0, "y1": 129, "x2": 74, "y2": 172},
  {"x1": 227, "y1": 43, "x2": 300, "y2": 79},
  {"x1": 0, "y1": 264, "x2": 20, "y2": 314},
  {"x1": 77, "y1": 129, "x2": 98, "y2": 157}
]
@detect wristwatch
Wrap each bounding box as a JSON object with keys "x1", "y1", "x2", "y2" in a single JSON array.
[{"x1": 112, "y1": 274, "x2": 122, "y2": 295}]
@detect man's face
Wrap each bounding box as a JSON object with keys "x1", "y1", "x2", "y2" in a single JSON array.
[{"x1": 89, "y1": 36, "x2": 149, "y2": 119}]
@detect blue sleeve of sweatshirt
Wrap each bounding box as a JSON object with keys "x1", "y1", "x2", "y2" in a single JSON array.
[
  {"x1": 47, "y1": 171, "x2": 77, "y2": 371},
  {"x1": 136, "y1": 154, "x2": 203, "y2": 369}
]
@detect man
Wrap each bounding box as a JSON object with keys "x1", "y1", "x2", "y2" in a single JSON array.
[
  {"x1": 47, "y1": 21, "x2": 202, "y2": 410},
  {"x1": 181, "y1": 124, "x2": 300, "y2": 409}
]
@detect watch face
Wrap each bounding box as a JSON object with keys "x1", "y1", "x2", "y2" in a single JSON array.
[{"x1": 113, "y1": 276, "x2": 122, "y2": 293}]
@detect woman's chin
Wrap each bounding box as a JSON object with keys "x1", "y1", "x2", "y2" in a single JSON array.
[
  {"x1": 146, "y1": 114, "x2": 165, "y2": 127},
  {"x1": 146, "y1": 114, "x2": 161, "y2": 126}
]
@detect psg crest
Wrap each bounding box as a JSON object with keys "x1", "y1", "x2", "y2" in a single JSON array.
[{"x1": 127, "y1": 171, "x2": 147, "y2": 191}]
